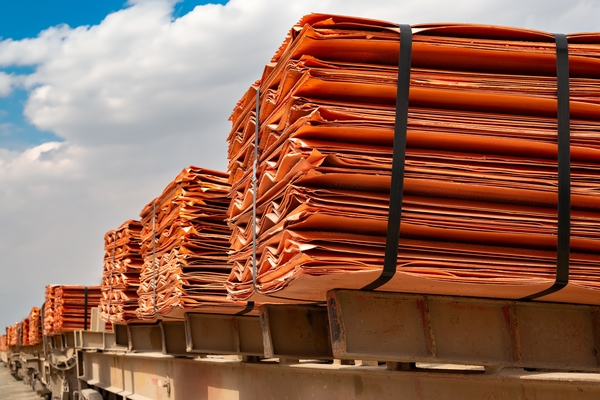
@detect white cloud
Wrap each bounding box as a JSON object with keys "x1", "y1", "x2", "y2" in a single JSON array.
[
  {"x1": 0, "y1": 72, "x2": 13, "y2": 96},
  {"x1": 0, "y1": 0, "x2": 599, "y2": 324}
]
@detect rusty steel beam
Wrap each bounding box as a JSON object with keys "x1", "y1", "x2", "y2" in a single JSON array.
[
  {"x1": 160, "y1": 321, "x2": 190, "y2": 356},
  {"x1": 184, "y1": 313, "x2": 263, "y2": 356},
  {"x1": 74, "y1": 331, "x2": 126, "y2": 352},
  {"x1": 260, "y1": 304, "x2": 333, "y2": 360},
  {"x1": 75, "y1": 331, "x2": 105, "y2": 350},
  {"x1": 127, "y1": 324, "x2": 163, "y2": 353},
  {"x1": 327, "y1": 289, "x2": 600, "y2": 371},
  {"x1": 78, "y1": 350, "x2": 600, "y2": 400},
  {"x1": 113, "y1": 324, "x2": 128, "y2": 348}
]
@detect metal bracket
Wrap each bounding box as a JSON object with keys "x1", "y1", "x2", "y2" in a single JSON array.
[
  {"x1": 260, "y1": 304, "x2": 333, "y2": 360},
  {"x1": 184, "y1": 313, "x2": 264, "y2": 356},
  {"x1": 327, "y1": 289, "x2": 600, "y2": 371}
]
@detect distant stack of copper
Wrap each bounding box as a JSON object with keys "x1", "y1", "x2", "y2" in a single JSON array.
[
  {"x1": 136, "y1": 167, "x2": 239, "y2": 320},
  {"x1": 28, "y1": 307, "x2": 42, "y2": 345},
  {"x1": 7, "y1": 324, "x2": 18, "y2": 347},
  {"x1": 43, "y1": 286, "x2": 56, "y2": 336},
  {"x1": 21, "y1": 317, "x2": 30, "y2": 346},
  {"x1": 0, "y1": 335, "x2": 7, "y2": 351},
  {"x1": 100, "y1": 220, "x2": 143, "y2": 323},
  {"x1": 44, "y1": 285, "x2": 101, "y2": 334}
]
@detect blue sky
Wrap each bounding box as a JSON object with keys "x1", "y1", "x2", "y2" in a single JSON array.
[{"x1": 0, "y1": 0, "x2": 228, "y2": 150}]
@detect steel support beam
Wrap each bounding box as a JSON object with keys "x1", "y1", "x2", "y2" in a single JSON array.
[
  {"x1": 327, "y1": 289, "x2": 600, "y2": 371},
  {"x1": 75, "y1": 331, "x2": 105, "y2": 350},
  {"x1": 79, "y1": 350, "x2": 600, "y2": 400},
  {"x1": 74, "y1": 331, "x2": 126, "y2": 352},
  {"x1": 160, "y1": 321, "x2": 190, "y2": 356},
  {"x1": 260, "y1": 304, "x2": 332, "y2": 360},
  {"x1": 114, "y1": 324, "x2": 129, "y2": 347},
  {"x1": 128, "y1": 324, "x2": 163, "y2": 353},
  {"x1": 184, "y1": 313, "x2": 263, "y2": 356}
]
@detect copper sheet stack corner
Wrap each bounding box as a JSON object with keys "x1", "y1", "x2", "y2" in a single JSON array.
[
  {"x1": 28, "y1": 307, "x2": 42, "y2": 346},
  {"x1": 44, "y1": 284, "x2": 101, "y2": 334},
  {"x1": 225, "y1": 14, "x2": 600, "y2": 305},
  {"x1": 21, "y1": 317, "x2": 30, "y2": 346},
  {"x1": 135, "y1": 166, "x2": 254, "y2": 321},
  {"x1": 100, "y1": 220, "x2": 143, "y2": 324},
  {"x1": 7, "y1": 323, "x2": 18, "y2": 347},
  {"x1": 0, "y1": 334, "x2": 7, "y2": 351},
  {"x1": 43, "y1": 285, "x2": 56, "y2": 336}
]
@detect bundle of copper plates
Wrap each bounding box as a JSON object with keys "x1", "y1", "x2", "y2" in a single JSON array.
[
  {"x1": 136, "y1": 166, "x2": 250, "y2": 321},
  {"x1": 28, "y1": 307, "x2": 42, "y2": 345},
  {"x1": 100, "y1": 220, "x2": 143, "y2": 323},
  {"x1": 44, "y1": 285, "x2": 101, "y2": 334},
  {"x1": 43, "y1": 286, "x2": 55, "y2": 335},
  {"x1": 0, "y1": 334, "x2": 7, "y2": 351},
  {"x1": 7, "y1": 324, "x2": 18, "y2": 347},
  {"x1": 21, "y1": 317, "x2": 30, "y2": 346},
  {"x1": 225, "y1": 14, "x2": 600, "y2": 305}
]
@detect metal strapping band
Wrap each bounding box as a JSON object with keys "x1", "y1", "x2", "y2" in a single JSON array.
[
  {"x1": 521, "y1": 33, "x2": 571, "y2": 300},
  {"x1": 108, "y1": 231, "x2": 116, "y2": 319},
  {"x1": 152, "y1": 201, "x2": 158, "y2": 314},
  {"x1": 83, "y1": 286, "x2": 89, "y2": 331},
  {"x1": 362, "y1": 24, "x2": 412, "y2": 291}
]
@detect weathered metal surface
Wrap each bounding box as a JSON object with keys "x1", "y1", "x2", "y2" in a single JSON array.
[
  {"x1": 184, "y1": 313, "x2": 263, "y2": 356},
  {"x1": 327, "y1": 289, "x2": 600, "y2": 371},
  {"x1": 75, "y1": 331, "x2": 105, "y2": 350},
  {"x1": 114, "y1": 324, "x2": 129, "y2": 347},
  {"x1": 260, "y1": 304, "x2": 332, "y2": 360},
  {"x1": 80, "y1": 351, "x2": 172, "y2": 400},
  {"x1": 103, "y1": 332, "x2": 127, "y2": 352},
  {"x1": 79, "y1": 350, "x2": 600, "y2": 400},
  {"x1": 63, "y1": 332, "x2": 76, "y2": 349},
  {"x1": 128, "y1": 324, "x2": 163, "y2": 353},
  {"x1": 160, "y1": 321, "x2": 189, "y2": 356},
  {"x1": 75, "y1": 331, "x2": 126, "y2": 353}
]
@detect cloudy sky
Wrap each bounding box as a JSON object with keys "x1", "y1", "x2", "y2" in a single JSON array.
[{"x1": 0, "y1": 0, "x2": 599, "y2": 328}]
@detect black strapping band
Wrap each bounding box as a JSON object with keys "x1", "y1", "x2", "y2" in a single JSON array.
[
  {"x1": 235, "y1": 301, "x2": 255, "y2": 315},
  {"x1": 83, "y1": 285, "x2": 89, "y2": 331},
  {"x1": 362, "y1": 24, "x2": 412, "y2": 291},
  {"x1": 522, "y1": 33, "x2": 571, "y2": 300}
]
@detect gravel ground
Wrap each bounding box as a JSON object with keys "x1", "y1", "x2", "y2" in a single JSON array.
[{"x1": 0, "y1": 364, "x2": 41, "y2": 399}]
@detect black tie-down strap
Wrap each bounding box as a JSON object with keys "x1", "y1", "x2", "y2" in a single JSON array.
[
  {"x1": 235, "y1": 301, "x2": 255, "y2": 315},
  {"x1": 522, "y1": 33, "x2": 571, "y2": 300},
  {"x1": 362, "y1": 24, "x2": 412, "y2": 291},
  {"x1": 363, "y1": 29, "x2": 571, "y2": 297},
  {"x1": 83, "y1": 286, "x2": 89, "y2": 331}
]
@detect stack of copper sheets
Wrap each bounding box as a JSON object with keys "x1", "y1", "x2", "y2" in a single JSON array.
[
  {"x1": 225, "y1": 14, "x2": 600, "y2": 305},
  {"x1": 21, "y1": 317, "x2": 30, "y2": 346},
  {"x1": 100, "y1": 220, "x2": 143, "y2": 323},
  {"x1": 44, "y1": 285, "x2": 101, "y2": 334},
  {"x1": 7, "y1": 324, "x2": 18, "y2": 347},
  {"x1": 43, "y1": 286, "x2": 55, "y2": 336},
  {"x1": 0, "y1": 335, "x2": 7, "y2": 351},
  {"x1": 28, "y1": 307, "x2": 42, "y2": 345},
  {"x1": 136, "y1": 167, "x2": 247, "y2": 321}
]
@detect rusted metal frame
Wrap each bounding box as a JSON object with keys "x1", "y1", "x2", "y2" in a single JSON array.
[
  {"x1": 127, "y1": 323, "x2": 163, "y2": 353},
  {"x1": 113, "y1": 324, "x2": 128, "y2": 348},
  {"x1": 74, "y1": 331, "x2": 125, "y2": 352},
  {"x1": 78, "y1": 350, "x2": 600, "y2": 400},
  {"x1": 75, "y1": 331, "x2": 105, "y2": 351},
  {"x1": 102, "y1": 332, "x2": 127, "y2": 352},
  {"x1": 327, "y1": 289, "x2": 600, "y2": 372},
  {"x1": 260, "y1": 304, "x2": 333, "y2": 360},
  {"x1": 160, "y1": 321, "x2": 189, "y2": 356},
  {"x1": 184, "y1": 313, "x2": 264, "y2": 356}
]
